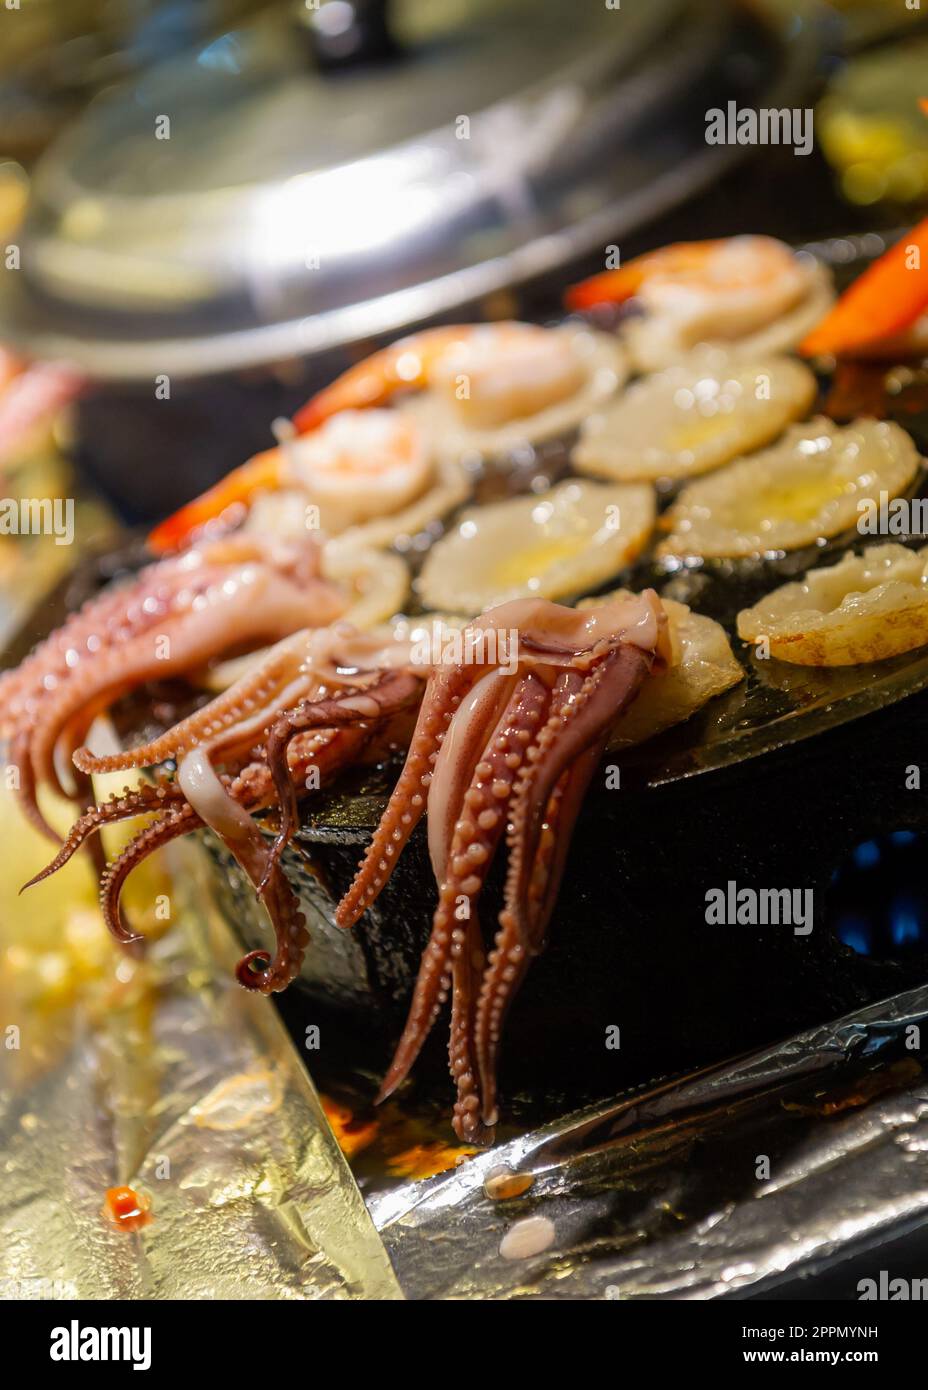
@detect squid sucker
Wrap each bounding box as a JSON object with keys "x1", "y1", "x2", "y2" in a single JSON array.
[{"x1": 17, "y1": 590, "x2": 670, "y2": 1144}]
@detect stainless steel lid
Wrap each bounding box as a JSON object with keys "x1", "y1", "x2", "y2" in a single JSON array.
[{"x1": 0, "y1": 0, "x2": 817, "y2": 379}]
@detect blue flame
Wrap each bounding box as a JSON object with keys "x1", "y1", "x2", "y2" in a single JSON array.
[
  {"x1": 836, "y1": 914, "x2": 871, "y2": 956},
  {"x1": 852, "y1": 840, "x2": 881, "y2": 870},
  {"x1": 889, "y1": 896, "x2": 923, "y2": 948}
]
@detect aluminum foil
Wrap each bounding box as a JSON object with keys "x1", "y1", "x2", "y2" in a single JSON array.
[
  {"x1": 368, "y1": 986, "x2": 928, "y2": 1299},
  {"x1": 4, "y1": 784, "x2": 926, "y2": 1301},
  {"x1": 0, "y1": 835, "x2": 401, "y2": 1301}
]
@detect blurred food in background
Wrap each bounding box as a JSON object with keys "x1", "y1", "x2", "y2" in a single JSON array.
[{"x1": 818, "y1": 34, "x2": 928, "y2": 208}]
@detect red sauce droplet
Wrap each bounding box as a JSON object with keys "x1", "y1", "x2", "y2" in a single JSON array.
[{"x1": 102, "y1": 1185, "x2": 152, "y2": 1231}]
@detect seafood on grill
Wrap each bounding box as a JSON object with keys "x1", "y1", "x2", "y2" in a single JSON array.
[
  {"x1": 579, "y1": 590, "x2": 744, "y2": 744},
  {"x1": 417, "y1": 479, "x2": 655, "y2": 615},
  {"x1": 398, "y1": 321, "x2": 627, "y2": 457},
  {"x1": 149, "y1": 322, "x2": 627, "y2": 555},
  {"x1": 20, "y1": 587, "x2": 744, "y2": 1143},
  {"x1": 567, "y1": 236, "x2": 834, "y2": 372},
  {"x1": 15, "y1": 227, "x2": 928, "y2": 1151},
  {"x1": 573, "y1": 351, "x2": 816, "y2": 483},
  {"x1": 657, "y1": 418, "x2": 922, "y2": 561},
  {"x1": 150, "y1": 406, "x2": 471, "y2": 558},
  {"x1": 737, "y1": 543, "x2": 928, "y2": 665},
  {"x1": 0, "y1": 531, "x2": 408, "y2": 841}
]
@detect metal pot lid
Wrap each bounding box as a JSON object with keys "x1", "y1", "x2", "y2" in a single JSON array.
[{"x1": 0, "y1": 0, "x2": 817, "y2": 380}]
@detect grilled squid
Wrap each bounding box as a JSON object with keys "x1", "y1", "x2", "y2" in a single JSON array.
[{"x1": 0, "y1": 533, "x2": 408, "y2": 841}]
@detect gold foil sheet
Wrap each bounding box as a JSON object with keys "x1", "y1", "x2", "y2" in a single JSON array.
[{"x1": 0, "y1": 789, "x2": 401, "y2": 1301}]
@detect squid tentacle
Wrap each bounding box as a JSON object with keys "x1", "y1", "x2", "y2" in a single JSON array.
[
  {"x1": 475, "y1": 746, "x2": 599, "y2": 1126},
  {"x1": 505, "y1": 646, "x2": 652, "y2": 929},
  {"x1": 9, "y1": 728, "x2": 60, "y2": 843},
  {"x1": 261, "y1": 669, "x2": 423, "y2": 894},
  {"x1": 473, "y1": 646, "x2": 652, "y2": 1124},
  {"x1": 235, "y1": 858, "x2": 309, "y2": 994},
  {"x1": 335, "y1": 663, "x2": 477, "y2": 930},
  {"x1": 21, "y1": 779, "x2": 185, "y2": 890},
  {"x1": 446, "y1": 671, "x2": 552, "y2": 1145},
  {"x1": 177, "y1": 742, "x2": 311, "y2": 993},
  {"x1": 0, "y1": 583, "x2": 143, "y2": 733},
  {"x1": 100, "y1": 807, "x2": 200, "y2": 944},
  {"x1": 377, "y1": 671, "x2": 551, "y2": 1137},
  {"x1": 72, "y1": 636, "x2": 309, "y2": 776}
]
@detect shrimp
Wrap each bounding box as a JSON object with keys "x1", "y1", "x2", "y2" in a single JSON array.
[
  {"x1": 149, "y1": 409, "x2": 437, "y2": 553},
  {"x1": 292, "y1": 325, "x2": 476, "y2": 432},
  {"x1": 566, "y1": 236, "x2": 832, "y2": 371},
  {"x1": 148, "y1": 323, "x2": 600, "y2": 553}
]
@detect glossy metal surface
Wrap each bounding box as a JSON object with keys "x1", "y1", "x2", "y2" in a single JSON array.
[
  {"x1": 368, "y1": 984, "x2": 928, "y2": 1299},
  {"x1": 0, "y1": 0, "x2": 820, "y2": 378}
]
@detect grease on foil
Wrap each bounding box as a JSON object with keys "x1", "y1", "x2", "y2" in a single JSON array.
[
  {"x1": 367, "y1": 986, "x2": 928, "y2": 1300},
  {"x1": 0, "y1": 784, "x2": 400, "y2": 1301}
]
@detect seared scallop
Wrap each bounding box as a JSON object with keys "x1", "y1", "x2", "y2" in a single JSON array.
[
  {"x1": 579, "y1": 589, "x2": 744, "y2": 745},
  {"x1": 658, "y1": 418, "x2": 922, "y2": 560},
  {"x1": 417, "y1": 479, "x2": 654, "y2": 614},
  {"x1": 737, "y1": 543, "x2": 928, "y2": 665},
  {"x1": 573, "y1": 352, "x2": 816, "y2": 483},
  {"x1": 403, "y1": 323, "x2": 628, "y2": 458}
]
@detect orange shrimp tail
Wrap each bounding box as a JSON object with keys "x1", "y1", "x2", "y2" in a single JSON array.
[
  {"x1": 291, "y1": 325, "x2": 474, "y2": 433},
  {"x1": 799, "y1": 218, "x2": 928, "y2": 359},
  {"x1": 147, "y1": 447, "x2": 284, "y2": 554},
  {"x1": 564, "y1": 239, "x2": 727, "y2": 312}
]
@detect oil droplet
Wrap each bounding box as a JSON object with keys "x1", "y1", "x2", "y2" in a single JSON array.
[
  {"x1": 499, "y1": 1214, "x2": 555, "y2": 1260},
  {"x1": 483, "y1": 1165, "x2": 535, "y2": 1201},
  {"x1": 192, "y1": 1067, "x2": 283, "y2": 1131},
  {"x1": 102, "y1": 1185, "x2": 152, "y2": 1232}
]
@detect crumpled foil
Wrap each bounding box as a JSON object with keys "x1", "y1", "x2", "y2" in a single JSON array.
[
  {"x1": 368, "y1": 985, "x2": 928, "y2": 1300},
  {"x1": 0, "y1": 839, "x2": 401, "y2": 1301},
  {"x1": 4, "y1": 791, "x2": 926, "y2": 1301}
]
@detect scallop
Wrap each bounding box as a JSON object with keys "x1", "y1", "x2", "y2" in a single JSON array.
[
  {"x1": 573, "y1": 352, "x2": 816, "y2": 483},
  {"x1": 737, "y1": 543, "x2": 928, "y2": 665},
  {"x1": 658, "y1": 418, "x2": 922, "y2": 560},
  {"x1": 323, "y1": 545, "x2": 412, "y2": 630},
  {"x1": 417, "y1": 479, "x2": 655, "y2": 615},
  {"x1": 403, "y1": 325, "x2": 628, "y2": 459},
  {"x1": 578, "y1": 590, "x2": 744, "y2": 744}
]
